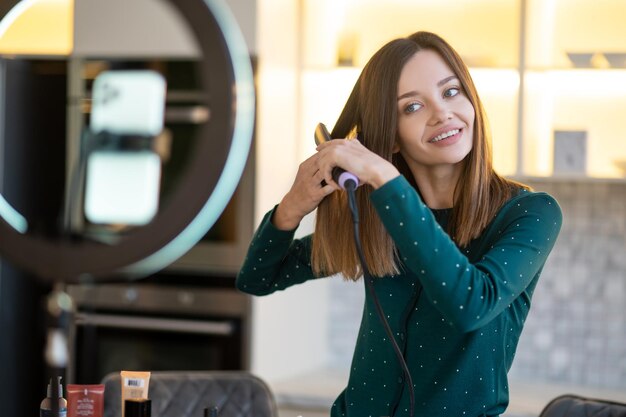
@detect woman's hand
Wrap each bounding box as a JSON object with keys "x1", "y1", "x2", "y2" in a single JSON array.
[
  {"x1": 315, "y1": 138, "x2": 400, "y2": 189},
  {"x1": 272, "y1": 152, "x2": 339, "y2": 231}
]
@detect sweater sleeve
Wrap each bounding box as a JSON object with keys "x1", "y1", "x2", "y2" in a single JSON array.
[
  {"x1": 370, "y1": 175, "x2": 563, "y2": 332},
  {"x1": 235, "y1": 206, "x2": 320, "y2": 296}
]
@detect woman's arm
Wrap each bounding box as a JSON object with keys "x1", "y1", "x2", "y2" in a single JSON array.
[
  {"x1": 236, "y1": 151, "x2": 339, "y2": 295},
  {"x1": 235, "y1": 207, "x2": 319, "y2": 296},
  {"x1": 370, "y1": 176, "x2": 562, "y2": 332}
]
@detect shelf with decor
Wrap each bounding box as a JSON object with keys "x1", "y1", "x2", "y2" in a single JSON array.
[
  {"x1": 521, "y1": 69, "x2": 626, "y2": 179},
  {"x1": 522, "y1": 0, "x2": 626, "y2": 180}
]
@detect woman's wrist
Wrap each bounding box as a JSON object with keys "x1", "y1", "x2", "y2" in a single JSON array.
[
  {"x1": 369, "y1": 163, "x2": 401, "y2": 189},
  {"x1": 272, "y1": 199, "x2": 302, "y2": 231}
]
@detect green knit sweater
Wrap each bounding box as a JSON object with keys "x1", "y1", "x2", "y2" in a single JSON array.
[{"x1": 236, "y1": 175, "x2": 562, "y2": 417}]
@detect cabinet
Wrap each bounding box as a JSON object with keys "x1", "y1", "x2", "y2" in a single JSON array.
[{"x1": 297, "y1": 0, "x2": 626, "y2": 180}]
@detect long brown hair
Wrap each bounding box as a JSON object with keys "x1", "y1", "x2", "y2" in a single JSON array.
[{"x1": 312, "y1": 31, "x2": 527, "y2": 280}]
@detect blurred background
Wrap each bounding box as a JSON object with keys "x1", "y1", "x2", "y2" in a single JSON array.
[{"x1": 0, "y1": 0, "x2": 625, "y2": 416}]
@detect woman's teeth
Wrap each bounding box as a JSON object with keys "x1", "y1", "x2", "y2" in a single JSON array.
[{"x1": 430, "y1": 129, "x2": 460, "y2": 142}]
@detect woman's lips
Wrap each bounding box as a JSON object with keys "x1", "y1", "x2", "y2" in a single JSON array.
[{"x1": 428, "y1": 128, "x2": 463, "y2": 147}]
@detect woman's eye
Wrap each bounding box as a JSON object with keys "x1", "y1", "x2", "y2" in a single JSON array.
[
  {"x1": 444, "y1": 87, "x2": 460, "y2": 98},
  {"x1": 404, "y1": 102, "x2": 423, "y2": 114}
]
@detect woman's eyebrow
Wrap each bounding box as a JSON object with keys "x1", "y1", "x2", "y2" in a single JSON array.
[
  {"x1": 397, "y1": 75, "x2": 459, "y2": 101},
  {"x1": 437, "y1": 75, "x2": 458, "y2": 87}
]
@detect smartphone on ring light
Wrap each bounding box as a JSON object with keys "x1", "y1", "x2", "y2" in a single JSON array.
[{"x1": 84, "y1": 70, "x2": 167, "y2": 226}]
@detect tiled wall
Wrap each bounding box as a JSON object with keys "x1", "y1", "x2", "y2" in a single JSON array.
[
  {"x1": 328, "y1": 179, "x2": 626, "y2": 389},
  {"x1": 509, "y1": 180, "x2": 626, "y2": 388}
]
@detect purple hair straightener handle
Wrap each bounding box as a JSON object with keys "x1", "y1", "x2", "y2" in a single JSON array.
[{"x1": 314, "y1": 123, "x2": 360, "y2": 190}]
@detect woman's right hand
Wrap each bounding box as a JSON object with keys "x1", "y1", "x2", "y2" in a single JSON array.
[{"x1": 272, "y1": 153, "x2": 339, "y2": 231}]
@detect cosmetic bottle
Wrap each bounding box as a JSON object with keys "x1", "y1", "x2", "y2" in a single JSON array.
[
  {"x1": 40, "y1": 376, "x2": 68, "y2": 417},
  {"x1": 125, "y1": 398, "x2": 151, "y2": 417},
  {"x1": 204, "y1": 407, "x2": 218, "y2": 417}
]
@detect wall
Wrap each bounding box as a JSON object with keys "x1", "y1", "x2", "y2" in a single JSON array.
[
  {"x1": 327, "y1": 179, "x2": 626, "y2": 389},
  {"x1": 224, "y1": 0, "x2": 257, "y2": 54},
  {"x1": 249, "y1": 0, "x2": 334, "y2": 383},
  {"x1": 509, "y1": 179, "x2": 626, "y2": 388}
]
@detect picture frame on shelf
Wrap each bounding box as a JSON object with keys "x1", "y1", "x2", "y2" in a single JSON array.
[{"x1": 553, "y1": 130, "x2": 587, "y2": 176}]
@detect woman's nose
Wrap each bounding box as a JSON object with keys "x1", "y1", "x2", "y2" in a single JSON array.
[{"x1": 428, "y1": 100, "x2": 452, "y2": 125}]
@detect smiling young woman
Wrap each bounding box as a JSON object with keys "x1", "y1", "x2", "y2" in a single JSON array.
[{"x1": 237, "y1": 31, "x2": 562, "y2": 417}]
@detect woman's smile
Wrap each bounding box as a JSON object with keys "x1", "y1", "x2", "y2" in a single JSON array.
[{"x1": 428, "y1": 127, "x2": 464, "y2": 146}]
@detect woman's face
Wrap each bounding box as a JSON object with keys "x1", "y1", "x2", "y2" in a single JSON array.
[{"x1": 395, "y1": 49, "x2": 475, "y2": 170}]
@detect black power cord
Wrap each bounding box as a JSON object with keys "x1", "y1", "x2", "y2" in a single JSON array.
[{"x1": 344, "y1": 180, "x2": 416, "y2": 417}]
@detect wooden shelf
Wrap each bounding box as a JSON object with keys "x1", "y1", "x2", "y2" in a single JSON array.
[{"x1": 509, "y1": 175, "x2": 626, "y2": 184}]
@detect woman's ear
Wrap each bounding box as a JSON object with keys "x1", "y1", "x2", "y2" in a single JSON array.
[{"x1": 392, "y1": 141, "x2": 400, "y2": 154}]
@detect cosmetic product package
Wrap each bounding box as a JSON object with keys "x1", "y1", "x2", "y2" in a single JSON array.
[
  {"x1": 67, "y1": 385, "x2": 104, "y2": 417},
  {"x1": 120, "y1": 371, "x2": 151, "y2": 417}
]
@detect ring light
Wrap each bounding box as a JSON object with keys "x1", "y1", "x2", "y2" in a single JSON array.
[{"x1": 0, "y1": 0, "x2": 255, "y2": 283}]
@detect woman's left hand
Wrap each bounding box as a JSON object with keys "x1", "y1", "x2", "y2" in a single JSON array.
[{"x1": 315, "y1": 138, "x2": 400, "y2": 189}]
